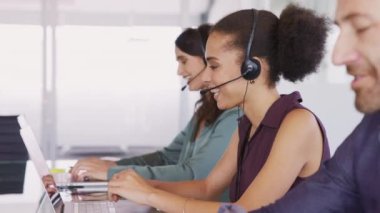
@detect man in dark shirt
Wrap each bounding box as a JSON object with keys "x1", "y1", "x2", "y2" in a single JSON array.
[{"x1": 218, "y1": 0, "x2": 380, "y2": 212}]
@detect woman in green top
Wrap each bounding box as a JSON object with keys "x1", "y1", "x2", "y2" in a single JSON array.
[{"x1": 71, "y1": 24, "x2": 238, "y2": 184}]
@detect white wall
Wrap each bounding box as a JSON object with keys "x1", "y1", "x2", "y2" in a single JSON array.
[
  {"x1": 55, "y1": 26, "x2": 182, "y2": 149},
  {"x1": 0, "y1": 0, "x2": 364, "y2": 157}
]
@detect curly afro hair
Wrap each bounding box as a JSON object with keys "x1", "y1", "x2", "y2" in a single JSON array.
[
  {"x1": 211, "y1": 4, "x2": 329, "y2": 85},
  {"x1": 272, "y1": 4, "x2": 329, "y2": 83}
]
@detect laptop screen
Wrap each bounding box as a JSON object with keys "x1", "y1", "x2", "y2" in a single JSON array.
[
  {"x1": 20, "y1": 117, "x2": 151, "y2": 213},
  {"x1": 36, "y1": 192, "x2": 60, "y2": 213},
  {"x1": 17, "y1": 121, "x2": 65, "y2": 213},
  {"x1": 25, "y1": 160, "x2": 64, "y2": 213},
  {"x1": 19, "y1": 123, "x2": 108, "y2": 191},
  {"x1": 41, "y1": 174, "x2": 65, "y2": 212}
]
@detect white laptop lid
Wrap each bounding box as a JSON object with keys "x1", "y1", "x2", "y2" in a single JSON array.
[
  {"x1": 20, "y1": 126, "x2": 50, "y2": 177},
  {"x1": 18, "y1": 116, "x2": 108, "y2": 191},
  {"x1": 17, "y1": 115, "x2": 29, "y2": 129},
  {"x1": 17, "y1": 117, "x2": 151, "y2": 213}
]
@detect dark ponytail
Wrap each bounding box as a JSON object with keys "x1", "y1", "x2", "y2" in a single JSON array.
[
  {"x1": 271, "y1": 4, "x2": 329, "y2": 83},
  {"x1": 212, "y1": 4, "x2": 329, "y2": 85},
  {"x1": 175, "y1": 24, "x2": 212, "y2": 62}
]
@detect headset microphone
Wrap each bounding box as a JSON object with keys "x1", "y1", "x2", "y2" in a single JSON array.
[
  {"x1": 180, "y1": 67, "x2": 206, "y2": 91},
  {"x1": 200, "y1": 75, "x2": 243, "y2": 95}
]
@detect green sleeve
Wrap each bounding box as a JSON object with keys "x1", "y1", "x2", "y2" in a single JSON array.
[
  {"x1": 108, "y1": 109, "x2": 238, "y2": 181},
  {"x1": 178, "y1": 108, "x2": 238, "y2": 180},
  {"x1": 115, "y1": 151, "x2": 168, "y2": 166},
  {"x1": 107, "y1": 117, "x2": 195, "y2": 179}
]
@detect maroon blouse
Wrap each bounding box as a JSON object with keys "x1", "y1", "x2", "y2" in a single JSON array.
[{"x1": 229, "y1": 91, "x2": 330, "y2": 201}]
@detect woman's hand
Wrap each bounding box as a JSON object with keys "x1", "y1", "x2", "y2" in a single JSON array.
[
  {"x1": 108, "y1": 169, "x2": 155, "y2": 205},
  {"x1": 70, "y1": 157, "x2": 117, "y2": 181},
  {"x1": 42, "y1": 174, "x2": 58, "y2": 196}
]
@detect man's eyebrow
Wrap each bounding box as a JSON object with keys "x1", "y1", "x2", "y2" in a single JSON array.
[
  {"x1": 336, "y1": 12, "x2": 374, "y2": 25},
  {"x1": 206, "y1": 56, "x2": 218, "y2": 62}
]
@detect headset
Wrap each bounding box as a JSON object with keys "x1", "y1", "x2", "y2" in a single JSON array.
[
  {"x1": 198, "y1": 28, "x2": 207, "y2": 65},
  {"x1": 200, "y1": 9, "x2": 261, "y2": 95},
  {"x1": 241, "y1": 9, "x2": 261, "y2": 81},
  {"x1": 235, "y1": 9, "x2": 261, "y2": 201}
]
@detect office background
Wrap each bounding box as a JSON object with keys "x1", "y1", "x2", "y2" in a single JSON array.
[{"x1": 0, "y1": 0, "x2": 361, "y2": 160}]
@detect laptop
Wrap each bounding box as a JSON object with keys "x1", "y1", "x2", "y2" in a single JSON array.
[
  {"x1": 18, "y1": 116, "x2": 153, "y2": 213},
  {"x1": 30, "y1": 162, "x2": 118, "y2": 213},
  {"x1": 19, "y1": 121, "x2": 108, "y2": 193},
  {"x1": 16, "y1": 116, "x2": 114, "y2": 213},
  {"x1": 34, "y1": 179, "x2": 152, "y2": 213}
]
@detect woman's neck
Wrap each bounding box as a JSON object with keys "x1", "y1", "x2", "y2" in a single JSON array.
[{"x1": 241, "y1": 87, "x2": 280, "y2": 128}]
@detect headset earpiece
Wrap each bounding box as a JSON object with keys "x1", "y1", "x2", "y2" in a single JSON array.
[
  {"x1": 241, "y1": 10, "x2": 261, "y2": 81},
  {"x1": 241, "y1": 57, "x2": 261, "y2": 80}
]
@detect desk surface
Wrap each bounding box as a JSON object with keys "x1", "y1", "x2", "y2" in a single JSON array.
[{"x1": 0, "y1": 160, "x2": 155, "y2": 213}]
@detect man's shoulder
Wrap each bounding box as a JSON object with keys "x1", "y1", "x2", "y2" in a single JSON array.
[
  {"x1": 332, "y1": 111, "x2": 380, "y2": 164},
  {"x1": 352, "y1": 111, "x2": 380, "y2": 144}
]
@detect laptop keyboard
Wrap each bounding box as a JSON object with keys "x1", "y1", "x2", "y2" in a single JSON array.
[{"x1": 74, "y1": 201, "x2": 116, "y2": 213}]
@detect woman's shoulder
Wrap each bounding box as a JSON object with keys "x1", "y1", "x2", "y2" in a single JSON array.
[
  {"x1": 217, "y1": 107, "x2": 240, "y2": 121},
  {"x1": 207, "y1": 107, "x2": 239, "y2": 133},
  {"x1": 282, "y1": 108, "x2": 319, "y2": 130},
  {"x1": 277, "y1": 108, "x2": 323, "y2": 154}
]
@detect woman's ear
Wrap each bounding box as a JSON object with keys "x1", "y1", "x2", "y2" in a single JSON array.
[
  {"x1": 251, "y1": 57, "x2": 272, "y2": 85},
  {"x1": 254, "y1": 57, "x2": 270, "y2": 72}
]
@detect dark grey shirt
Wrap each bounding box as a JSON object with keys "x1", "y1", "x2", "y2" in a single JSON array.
[{"x1": 218, "y1": 111, "x2": 380, "y2": 213}]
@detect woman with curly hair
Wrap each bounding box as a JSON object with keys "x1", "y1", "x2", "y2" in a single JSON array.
[{"x1": 107, "y1": 4, "x2": 330, "y2": 212}]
